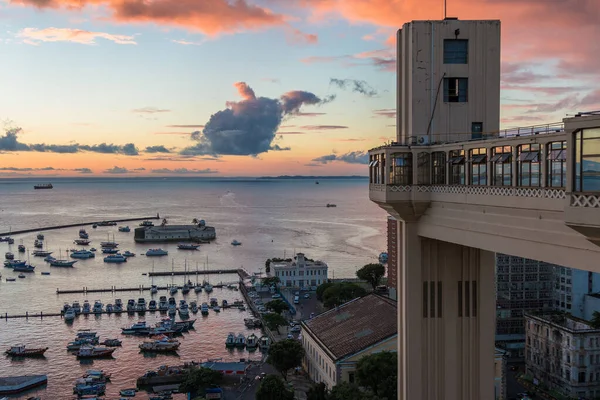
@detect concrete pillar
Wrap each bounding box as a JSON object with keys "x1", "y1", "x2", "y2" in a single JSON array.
[
  {"x1": 540, "y1": 144, "x2": 547, "y2": 188},
  {"x1": 397, "y1": 221, "x2": 496, "y2": 400},
  {"x1": 512, "y1": 145, "x2": 518, "y2": 187}
]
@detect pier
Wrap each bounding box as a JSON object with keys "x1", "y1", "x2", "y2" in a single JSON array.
[
  {"x1": 148, "y1": 269, "x2": 240, "y2": 277},
  {"x1": 0, "y1": 215, "x2": 160, "y2": 236},
  {"x1": 56, "y1": 282, "x2": 239, "y2": 295}
]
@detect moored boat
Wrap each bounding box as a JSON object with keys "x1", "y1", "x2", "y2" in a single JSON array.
[
  {"x1": 146, "y1": 248, "x2": 168, "y2": 256},
  {"x1": 259, "y1": 335, "x2": 270, "y2": 351},
  {"x1": 92, "y1": 300, "x2": 103, "y2": 313},
  {"x1": 5, "y1": 345, "x2": 48, "y2": 357},
  {"x1": 139, "y1": 220, "x2": 154, "y2": 227},
  {"x1": 4, "y1": 259, "x2": 26, "y2": 268},
  {"x1": 4, "y1": 252, "x2": 14, "y2": 260},
  {"x1": 17, "y1": 244, "x2": 25, "y2": 253},
  {"x1": 102, "y1": 247, "x2": 119, "y2": 254},
  {"x1": 200, "y1": 302, "x2": 209, "y2": 315},
  {"x1": 139, "y1": 337, "x2": 180, "y2": 352},
  {"x1": 246, "y1": 333, "x2": 258, "y2": 350},
  {"x1": 13, "y1": 264, "x2": 35, "y2": 272},
  {"x1": 76, "y1": 345, "x2": 115, "y2": 359},
  {"x1": 70, "y1": 250, "x2": 95, "y2": 259},
  {"x1": 148, "y1": 299, "x2": 157, "y2": 311},
  {"x1": 121, "y1": 321, "x2": 147, "y2": 335},
  {"x1": 82, "y1": 300, "x2": 91, "y2": 314},
  {"x1": 79, "y1": 229, "x2": 89, "y2": 239},
  {"x1": 99, "y1": 241, "x2": 119, "y2": 248},
  {"x1": 225, "y1": 332, "x2": 235, "y2": 348},
  {"x1": 104, "y1": 254, "x2": 127, "y2": 263},
  {"x1": 118, "y1": 226, "x2": 131, "y2": 232},
  {"x1": 122, "y1": 250, "x2": 135, "y2": 258},
  {"x1": 32, "y1": 250, "x2": 51, "y2": 257},
  {"x1": 64, "y1": 308, "x2": 76, "y2": 322},
  {"x1": 235, "y1": 333, "x2": 246, "y2": 348},
  {"x1": 120, "y1": 388, "x2": 138, "y2": 397},
  {"x1": 74, "y1": 239, "x2": 91, "y2": 245},
  {"x1": 177, "y1": 243, "x2": 199, "y2": 250},
  {"x1": 231, "y1": 240, "x2": 242, "y2": 246},
  {"x1": 101, "y1": 339, "x2": 122, "y2": 347}
]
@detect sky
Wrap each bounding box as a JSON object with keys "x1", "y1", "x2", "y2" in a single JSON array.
[{"x1": 0, "y1": 0, "x2": 598, "y2": 177}]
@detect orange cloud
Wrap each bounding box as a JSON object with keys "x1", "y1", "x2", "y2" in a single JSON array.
[{"x1": 12, "y1": 0, "x2": 288, "y2": 36}]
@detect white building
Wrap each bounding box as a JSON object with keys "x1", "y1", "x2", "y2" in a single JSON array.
[
  {"x1": 272, "y1": 253, "x2": 328, "y2": 288},
  {"x1": 525, "y1": 313, "x2": 600, "y2": 399}
]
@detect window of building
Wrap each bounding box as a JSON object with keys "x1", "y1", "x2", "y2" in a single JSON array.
[
  {"x1": 470, "y1": 148, "x2": 487, "y2": 185},
  {"x1": 491, "y1": 146, "x2": 512, "y2": 186},
  {"x1": 390, "y1": 153, "x2": 413, "y2": 185},
  {"x1": 518, "y1": 144, "x2": 540, "y2": 187},
  {"x1": 547, "y1": 141, "x2": 567, "y2": 187},
  {"x1": 417, "y1": 152, "x2": 430, "y2": 184},
  {"x1": 574, "y1": 128, "x2": 600, "y2": 192},
  {"x1": 449, "y1": 150, "x2": 465, "y2": 184},
  {"x1": 444, "y1": 39, "x2": 468, "y2": 64},
  {"x1": 443, "y1": 78, "x2": 468, "y2": 102},
  {"x1": 431, "y1": 152, "x2": 446, "y2": 184}
]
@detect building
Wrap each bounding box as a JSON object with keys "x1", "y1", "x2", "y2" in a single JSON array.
[
  {"x1": 134, "y1": 222, "x2": 216, "y2": 242},
  {"x1": 387, "y1": 216, "x2": 398, "y2": 300},
  {"x1": 554, "y1": 267, "x2": 600, "y2": 318},
  {"x1": 272, "y1": 253, "x2": 328, "y2": 288},
  {"x1": 301, "y1": 294, "x2": 397, "y2": 389},
  {"x1": 494, "y1": 348, "x2": 508, "y2": 400},
  {"x1": 584, "y1": 294, "x2": 600, "y2": 321},
  {"x1": 397, "y1": 18, "x2": 500, "y2": 145},
  {"x1": 525, "y1": 313, "x2": 600, "y2": 399},
  {"x1": 496, "y1": 254, "x2": 555, "y2": 340}
]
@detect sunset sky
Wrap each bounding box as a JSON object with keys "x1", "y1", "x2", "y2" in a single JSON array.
[{"x1": 0, "y1": 0, "x2": 598, "y2": 177}]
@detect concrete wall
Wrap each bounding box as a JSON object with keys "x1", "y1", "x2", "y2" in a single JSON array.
[{"x1": 397, "y1": 19, "x2": 501, "y2": 144}]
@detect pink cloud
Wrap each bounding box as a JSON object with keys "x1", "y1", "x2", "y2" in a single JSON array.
[{"x1": 17, "y1": 27, "x2": 136, "y2": 45}]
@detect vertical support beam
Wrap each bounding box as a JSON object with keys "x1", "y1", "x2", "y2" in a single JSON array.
[
  {"x1": 486, "y1": 147, "x2": 493, "y2": 186},
  {"x1": 412, "y1": 150, "x2": 419, "y2": 185},
  {"x1": 512, "y1": 145, "x2": 518, "y2": 187},
  {"x1": 540, "y1": 143, "x2": 547, "y2": 188}
]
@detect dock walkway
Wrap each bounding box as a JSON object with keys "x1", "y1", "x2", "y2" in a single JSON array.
[{"x1": 0, "y1": 216, "x2": 160, "y2": 236}]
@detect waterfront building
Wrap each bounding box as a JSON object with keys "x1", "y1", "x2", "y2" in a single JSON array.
[
  {"x1": 525, "y1": 313, "x2": 600, "y2": 399},
  {"x1": 387, "y1": 216, "x2": 398, "y2": 300},
  {"x1": 134, "y1": 223, "x2": 216, "y2": 242},
  {"x1": 272, "y1": 253, "x2": 328, "y2": 288},
  {"x1": 300, "y1": 294, "x2": 397, "y2": 389},
  {"x1": 553, "y1": 266, "x2": 600, "y2": 318}
]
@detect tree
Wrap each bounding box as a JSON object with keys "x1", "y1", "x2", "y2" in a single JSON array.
[
  {"x1": 322, "y1": 282, "x2": 367, "y2": 309},
  {"x1": 262, "y1": 312, "x2": 288, "y2": 334},
  {"x1": 328, "y1": 383, "x2": 373, "y2": 400},
  {"x1": 256, "y1": 374, "x2": 294, "y2": 400},
  {"x1": 356, "y1": 263, "x2": 386, "y2": 290},
  {"x1": 267, "y1": 339, "x2": 305, "y2": 380},
  {"x1": 178, "y1": 367, "x2": 223, "y2": 396},
  {"x1": 316, "y1": 281, "x2": 334, "y2": 301},
  {"x1": 592, "y1": 311, "x2": 600, "y2": 329},
  {"x1": 266, "y1": 299, "x2": 289, "y2": 314},
  {"x1": 262, "y1": 276, "x2": 280, "y2": 288},
  {"x1": 192, "y1": 218, "x2": 198, "y2": 225},
  {"x1": 307, "y1": 382, "x2": 327, "y2": 400},
  {"x1": 356, "y1": 351, "x2": 398, "y2": 399},
  {"x1": 265, "y1": 258, "x2": 272, "y2": 273}
]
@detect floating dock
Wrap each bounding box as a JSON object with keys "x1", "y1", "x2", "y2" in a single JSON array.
[
  {"x1": 0, "y1": 216, "x2": 160, "y2": 236},
  {"x1": 0, "y1": 374, "x2": 47, "y2": 394}
]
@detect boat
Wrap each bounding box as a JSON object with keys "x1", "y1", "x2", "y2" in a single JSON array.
[
  {"x1": 190, "y1": 301, "x2": 198, "y2": 313},
  {"x1": 82, "y1": 300, "x2": 91, "y2": 314},
  {"x1": 92, "y1": 300, "x2": 103, "y2": 313},
  {"x1": 34, "y1": 183, "x2": 53, "y2": 189},
  {"x1": 148, "y1": 300, "x2": 157, "y2": 311},
  {"x1": 146, "y1": 248, "x2": 168, "y2": 256},
  {"x1": 83, "y1": 369, "x2": 111, "y2": 382},
  {"x1": 92, "y1": 223, "x2": 97, "y2": 228},
  {"x1": 99, "y1": 241, "x2": 119, "y2": 248},
  {"x1": 259, "y1": 335, "x2": 270, "y2": 351},
  {"x1": 209, "y1": 298, "x2": 218, "y2": 307},
  {"x1": 126, "y1": 299, "x2": 136, "y2": 312},
  {"x1": 118, "y1": 226, "x2": 131, "y2": 232},
  {"x1": 122, "y1": 321, "x2": 147, "y2": 334},
  {"x1": 231, "y1": 240, "x2": 242, "y2": 246},
  {"x1": 5, "y1": 277, "x2": 16, "y2": 282},
  {"x1": 104, "y1": 254, "x2": 127, "y2": 263},
  {"x1": 4, "y1": 259, "x2": 26, "y2": 268},
  {"x1": 32, "y1": 250, "x2": 51, "y2": 257},
  {"x1": 72, "y1": 301, "x2": 82, "y2": 314},
  {"x1": 105, "y1": 304, "x2": 114, "y2": 313},
  {"x1": 246, "y1": 333, "x2": 258, "y2": 349},
  {"x1": 49, "y1": 250, "x2": 77, "y2": 267},
  {"x1": 179, "y1": 302, "x2": 189, "y2": 319},
  {"x1": 225, "y1": 333, "x2": 236, "y2": 348},
  {"x1": 134, "y1": 220, "x2": 216, "y2": 243},
  {"x1": 114, "y1": 299, "x2": 123, "y2": 312},
  {"x1": 4, "y1": 252, "x2": 14, "y2": 260},
  {"x1": 76, "y1": 329, "x2": 98, "y2": 339},
  {"x1": 169, "y1": 286, "x2": 178, "y2": 295},
  {"x1": 5, "y1": 345, "x2": 48, "y2": 357},
  {"x1": 140, "y1": 220, "x2": 154, "y2": 227},
  {"x1": 13, "y1": 264, "x2": 35, "y2": 272},
  {"x1": 90, "y1": 247, "x2": 97, "y2": 252},
  {"x1": 120, "y1": 388, "x2": 138, "y2": 396},
  {"x1": 326, "y1": 203, "x2": 337, "y2": 207},
  {"x1": 168, "y1": 306, "x2": 176, "y2": 318},
  {"x1": 74, "y1": 239, "x2": 91, "y2": 245},
  {"x1": 96, "y1": 221, "x2": 117, "y2": 226},
  {"x1": 17, "y1": 273, "x2": 25, "y2": 278},
  {"x1": 212, "y1": 305, "x2": 221, "y2": 312},
  {"x1": 41, "y1": 271, "x2": 50, "y2": 275},
  {"x1": 177, "y1": 243, "x2": 199, "y2": 250},
  {"x1": 122, "y1": 250, "x2": 135, "y2": 258},
  {"x1": 193, "y1": 263, "x2": 202, "y2": 292},
  {"x1": 70, "y1": 250, "x2": 95, "y2": 259},
  {"x1": 67, "y1": 338, "x2": 98, "y2": 351},
  {"x1": 379, "y1": 251, "x2": 388, "y2": 263},
  {"x1": 79, "y1": 229, "x2": 89, "y2": 239},
  {"x1": 0, "y1": 375, "x2": 48, "y2": 395},
  {"x1": 235, "y1": 334, "x2": 246, "y2": 348},
  {"x1": 150, "y1": 284, "x2": 158, "y2": 294},
  {"x1": 101, "y1": 339, "x2": 122, "y2": 347},
  {"x1": 36, "y1": 233, "x2": 44, "y2": 240},
  {"x1": 158, "y1": 296, "x2": 168, "y2": 311},
  {"x1": 139, "y1": 337, "x2": 180, "y2": 352},
  {"x1": 204, "y1": 283, "x2": 213, "y2": 293},
  {"x1": 222, "y1": 299, "x2": 228, "y2": 307},
  {"x1": 181, "y1": 283, "x2": 190, "y2": 294},
  {"x1": 17, "y1": 244, "x2": 25, "y2": 253},
  {"x1": 0, "y1": 236, "x2": 14, "y2": 243},
  {"x1": 44, "y1": 254, "x2": 55, "y2": 262},
  {"x1": 73, "y1": 382, "x2": 106, "y2": 396},
  {"x1": 136, "y1": 298, "x2": 147, "y2": 313},
  {"x1": 102, "y1": 247, "x2": 119, "y2": 254},
  {"x1": 200, "y1": 302, "x2": 209, "y2": 315}
]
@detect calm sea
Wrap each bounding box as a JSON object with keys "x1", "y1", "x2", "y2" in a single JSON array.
[{"x1": 0, "y1": 177, "x2": 387, "y2": 399}]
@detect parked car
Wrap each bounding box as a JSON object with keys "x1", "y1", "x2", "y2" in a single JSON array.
[
  {"x1": 291, "y1": 326, "x2": 301, "y2": 333},
  {"x1": 271, "y1": 294, "x2": 282, "y2": 299},
  {"x1": 303, "y1": 293, "x2": 310, "y2": 299}
]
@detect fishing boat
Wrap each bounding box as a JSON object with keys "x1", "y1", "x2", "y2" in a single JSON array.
[
  {"x1": 200, "y1": 302, "x2": 209, "y2": 315},
  {"x1": 190, "y1": 301, "x2": 198, "y2": 313},
  {"x1": 64, "y1": 308, "x2": 76, "y2": 322},
  {"x1": 18, "y1": 244, "x2": 25, "y2": 253},
  {"x1": 203, "y1": 256, "x2": 213, "y2": 292},
  {"x1": 36, "y1": 233, "x2": 44, "y2": 240},
  {"x1": 5, "y1": 344, "x2": 48, "y2": 357},
  {"x1": 231, "y1": 240, "x2": 242, "y2": 246},
  {"x1": 72, "y1": 301, "x2": 82, "y2": 314},
  {"x1": 179, "y1": 302, "x2": 189, "y2": 319},
  {"x1": 158, "y1": 296, "x2": 168, "y2": 311},
  {"x1": 104, "y1": 254, "x2": 127, "y2": 263},
  {"x1": 126, "y1": 299, "x2": 136, "y2": 312},
  {"x1": 148, "y1": 299, "x2": 157, "y2": 311},
  {"x1": 212, "y1": 305, "x2": 221, "y2": 312},
  {"x1": 4, "y1": 252, "x2": 14, "y2": 260},
  {"x1": 177, "y1": 243, "x2": 199, "y2": 250},
  {"x1": 246, "y1": 333, "x2": 258, "y2": 350},
  {"x1": 146, "y1": 248, "x2": 168, "y2": 256},
  {"x1": 235, "y1": 333, "x2": 246, "y2": 348},
  {"x1": 18, "y1": 273, "x2": 25, "y2": 278},
  {"x1": 122, "y1": 250, "x2": 135, "y2": 258},
  {"x1": 49, "y1": 250, "x2": 77, "y2": 267},
  {"x1": 120, "y1": 388, "x2": 138, "y2": 397},
  {"x1": 96, "y1": 221, "x2": 117, "y2": 226},
  {"x1": 74, "y1": 239, "x2": 91, "y2": 245},
  {"x1": 136, "y1": 298, "x2": 147, "y2": 313},
  {"x1": 150, "y1": 261, "x2": 158, "y2": 294},
  {"x1": 259, "y1": 335, "x2": 270, "y2": 351},
  {"x1": 118, "y1": 226, "x2": 131, "y2": 232},
  {"x1": 121, "y1": 321, "x2": 147, "y2": 334},
  {"x1": 181, "y1": 262, "x2": 190, "y2": 294},
  {"x1": 41, "y1": 271, "x2": 50, "y2": 275},
  {"x1": 70, "y1": 250, "x2": 95, "y2": 259},
  {"x1": 75, "y1": 344, "x2": 116, "y2": 357},
  {"x1": 5, "y1": 277, "x2": 16, "y2": 282},
  {"x1": 13, "y1": 264, "x2": 35, "y2": 272},
  {"x1": 82, "y1": 300, "x2": 91, "y2": 314},
  {"x1": 225, "y1": 332, "x2": 236, "y2": 348},
  {"x1": 105, "y1": 304, "x2": 114, "y2": 313},
  {"x1": 169, "y1": 286, "x2": 178, "y2": 295},
  {"x1": 101, "y1": 339, "x2": 122, "y2": 347},
  {"x1": 79, "y1": 229, "x2": 89, "y2": 239},
  {"x1": 73, "y1": 382, "x2": 106, "y2": 396},
  {"x1": 140, "y1": 220, "x2": 154, "y2": 227},
  {"x1": 67, "y1": 338, "x2": 98, "y2": 351},
  {"x1": 102, "y1": 247, "x2": 119, "y2": 254},
  {"x1": 4, "y1": 259, "x2": 26, "y2": 268},
  {"x1": 92, "y1": 300, "x2": 103, "y2": 313},
  {"x1": 139, "y1": 337, "x2": 180, "y2": 352},
  {"x1": 100, "y1": 238, "x2": 119, "y2": 248},
  {"x1": 114, "y1": 299, "x2": 123, "y2": 312},
  {"x1": 32, "y1": 250, "x2": 52, "y2": 257}
]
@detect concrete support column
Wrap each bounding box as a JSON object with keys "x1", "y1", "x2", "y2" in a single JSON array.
[
  {"x1": 512, "y1": 145, "x2": 519, "y2": 186},
  {"x1": 540, "y1": 144, "x2": 547, "y2": 188},
  {"x1": 397, "y1": 223, "x2": 496, "y2": 400}
]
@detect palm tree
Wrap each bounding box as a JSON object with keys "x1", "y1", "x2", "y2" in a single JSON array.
[
  {"x1": 192, "y1": 218, "x2": 199, "y2": 225},
  {"x1": 161, "y1": 218, "x2": 168, "y2": 227}
]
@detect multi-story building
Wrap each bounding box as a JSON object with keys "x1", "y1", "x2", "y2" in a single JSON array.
[
  {"x1": 496, "y1": 254, "x2": 555, "y2": 339},
  {"x1": 525, "y1": 313, "x2": 600, "y2": 399},
  {"x1": 494, "y1": 348, "x2": 508, "y2": 400},
  {"x1": 553, "y1": 266, "x2": 600, "y2": 318},
  {"x1": 272, "y1": 253, "x2": 328, "y2": 289},
  {"x1": 387, "y1": 216, "x2": 398, "y2": 300}
]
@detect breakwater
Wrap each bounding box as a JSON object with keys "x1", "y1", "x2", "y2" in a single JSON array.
[{"x1": 0, "y1": 216, "x2": 160, "y2": 236}]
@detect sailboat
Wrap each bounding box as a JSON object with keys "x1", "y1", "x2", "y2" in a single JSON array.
[
  {"x1": 181, "y1": 261, "x2": 190, "y2": 294},
  {"x1": 169, "y1": 259, "x2": 178, "y2": 295},
  {"x1": 204, "y1": 256, "x2": 213, "y2": 293},
  {"x1": 49, "y1": 248, "x2": 77, "y2": 267},
  {"x1": 150, "y1": 261, "x2": 158, "y2": 294},
  {"x1": 194, "y1": 262, "x2": 202, "y2": 293}
]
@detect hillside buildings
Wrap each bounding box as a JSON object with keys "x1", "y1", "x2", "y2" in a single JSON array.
[{"x1": 271, "y1": 253, "x2": 328, "y2": 288}]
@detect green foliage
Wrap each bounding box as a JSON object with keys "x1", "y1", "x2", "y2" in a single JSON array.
[
  {"x1": 266, "y1": 299, "x2": 289, "y2": 314},
  {"x1": 356, "y1": 263, "x2": 386, "y2": 290},
  {"x1": 328, "y1": 383, "x2": 372, "y2": 400},
  {"x1": 307, "y1": 382, "x2": 328, "y2": 400},
  {"x1": 322, "y1": 282, "x2": 367, "y2": 309},
  {"x1": 262, "y1": 276, "x2": 281, "y2": 287},
  {"x1": 356, "y1": 351, "x2": 398, "y2": 399},
  {"x1": 262, "y1": 312, "x2": 288, "y2": 334},
  {"x1": 267, "y1": 339, "x2": 305, "y2": 380},
  {"x1": 591, "y1": 311, "x2": 600, "y2": 329},
  {"x1": 316, "y1": 282, "x2": 334, "y2": 301},
  {"x1": 255, "y1": 374, "x2": 294, "y2": 400},
  {"x1": 178, "y1": 367, "x2": 223, "y2": 395}
]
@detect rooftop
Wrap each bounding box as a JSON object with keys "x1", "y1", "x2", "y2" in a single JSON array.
[
  {"x1": 302, "y1": 293, "x2": 397, "y2": 360},
  {"x1": 526, "y1": 312, "x2": 600, "y2": 333}
]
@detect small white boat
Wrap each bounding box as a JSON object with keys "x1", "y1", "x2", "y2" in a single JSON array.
[
  {"x1": 231, "y1": 240, "x2": 242, "y2": 246},
  {"x1": 64, "y1": 308, "x2": 76, "y2": 322}
]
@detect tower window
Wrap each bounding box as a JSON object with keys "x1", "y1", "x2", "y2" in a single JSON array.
[
  {"x1": 443, "y1": 78, "x2": 468, "y2": 103},
  {"x1": 444, "y1": 39, "x2": 468, "y2": 64}
]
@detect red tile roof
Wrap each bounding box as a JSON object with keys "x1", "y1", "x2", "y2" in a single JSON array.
[{"x1": 302, "y1": 294, "x2": 397, "y2": 360}]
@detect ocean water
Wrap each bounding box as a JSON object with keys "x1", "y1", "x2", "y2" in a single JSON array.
[{"x1": 0, "y1": 177, "x2": 387, "y2": 399}]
